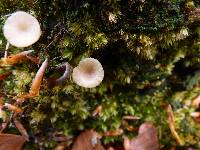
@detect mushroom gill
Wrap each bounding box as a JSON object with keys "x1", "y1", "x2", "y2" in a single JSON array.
[
  {"x1": 3, "y1": 11, "x2": 41, "y2": 48},
  {"x1": 72, "y1": 58, "x2": 104, "y2": 88}
]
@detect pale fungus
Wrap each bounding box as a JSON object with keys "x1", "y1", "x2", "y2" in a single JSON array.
[
  {"x1": 72, "y1": 58, "x2": 104, "y2": 88},
  {"x1": 3, "y1": 11, "x2": 41, "y2": 48}
]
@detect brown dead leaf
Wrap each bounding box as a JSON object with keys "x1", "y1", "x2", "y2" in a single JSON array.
[
  {"x1": 4, "y1": 103, "x2": 22, "y2": 113},
  {"x1": 0, "y1": 133, "x2": 26, "y2": 150},
  {"x1": 122, "y1": 116, "x2": 140, "y2": 120},
  {"x1": 72, "y1": 129, "x2": 105, "y2": 150},
  {"x1": 192, "y1": 95, "x2": 200, "y2": 108},
  {"x1": 107, "y1": 147, "x2": 124, "y2": 150},
  {"x1": 52, "y1": 132, "x2": 72, "y2": 143},
  {"x1": 13, "y1": 119, "x2": 29, "y2": 141},
  {"x1": 0, "y1": 122, "x2": 8, "y2": 133},
  {"x1": 189, "y1": 8, "x2": 200, "y2": 15},
  {"x1": 54, "y1": 142, "x2": 68, "y2": 150},
  {"x1": 92, "y1": 105, "x2": 102, "y2": 117},
  {"x1": 106, "y1": 145, "x2": 125, "y2": 150},
  {"x1": 0, "y1": 73, "x2": 11, "y2": 80},
  {"x1": 186, "y1": 148, "x2": 197, "y2": 150},
  {"x1": 123, "y1": 122, "x2": 159, "y2": 150},
  {"x1": 103, "y1": 129, "x2": 123, "y2": 137},
  {"x1": 166, "y1": 104, "x2": 184, "y2": 145},
  {"x1": 53, "y1": 135, "x2": 71, "y2": 142},
  {"x1": 125, "y1": 125, "x2": 137, "y2": 132},
  {"x1": 122, "y1": 121, "x2": 138, "y2": 132},
  {"x1": 26, "y1": 55, "x2": 40, "y2": 64}
]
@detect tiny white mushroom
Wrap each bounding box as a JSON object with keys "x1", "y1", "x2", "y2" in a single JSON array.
[
  {"x1": 72, "y1": 58, "x2": 104, "y2": 88},
  {"x1": 3, "y1": 11, "x2": 41, "y2": 48}
]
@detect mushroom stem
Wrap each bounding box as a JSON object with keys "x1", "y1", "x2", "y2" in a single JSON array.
[
  {"x1": 29, "y1": 59, "x2": 48, "y2": 95},
  {"x1": 14, "y1": 59, "x2": 48, "y2": 101},
  {"x1": 4, "y1": 42, "x2": 10, "y2": 59},
  {"x1": 47, "y1": 62, "x2": 72, "y2": 88}
]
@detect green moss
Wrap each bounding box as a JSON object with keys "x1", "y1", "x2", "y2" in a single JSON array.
[{"x1": 0, "y1": 0, "x2": 200, "y2": 149}]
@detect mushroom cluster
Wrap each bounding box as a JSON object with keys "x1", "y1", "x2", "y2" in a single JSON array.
[
  {"x1": 2, "y1": 11, "x2": 104, "y2": 88},
  {"x1": 0, "y1": 9, "x2": 105, "y2": 150}
]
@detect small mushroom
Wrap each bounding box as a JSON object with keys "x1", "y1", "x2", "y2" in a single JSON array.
[
  {"x1": 72, "y1": 58, "x2": 104, "y2": 88},
  {"x1": 3, "y1": 11, "x2": 41, "y2": 48},
  {"x1": 29, "y1": 59, "x2": 48, "y2": 96}
]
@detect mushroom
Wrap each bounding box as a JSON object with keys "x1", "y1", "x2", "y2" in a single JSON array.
[
  {"x1": 72, "y1": 58, "x2": 104, "y2": 88},
  {"x1": 3, "y1": 11, "x2": 41, "y2": 48},
  {"x1": 14, "y1": 59, "x2": 48, "y2": 102}
]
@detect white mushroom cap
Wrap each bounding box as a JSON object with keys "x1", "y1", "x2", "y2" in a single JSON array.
[
  {"x1": 3, "y1": 11, "x2": 41, "y2": 48},
  {"x1": 72, "y1": 58, "x2": 104, "y2": 88}
]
